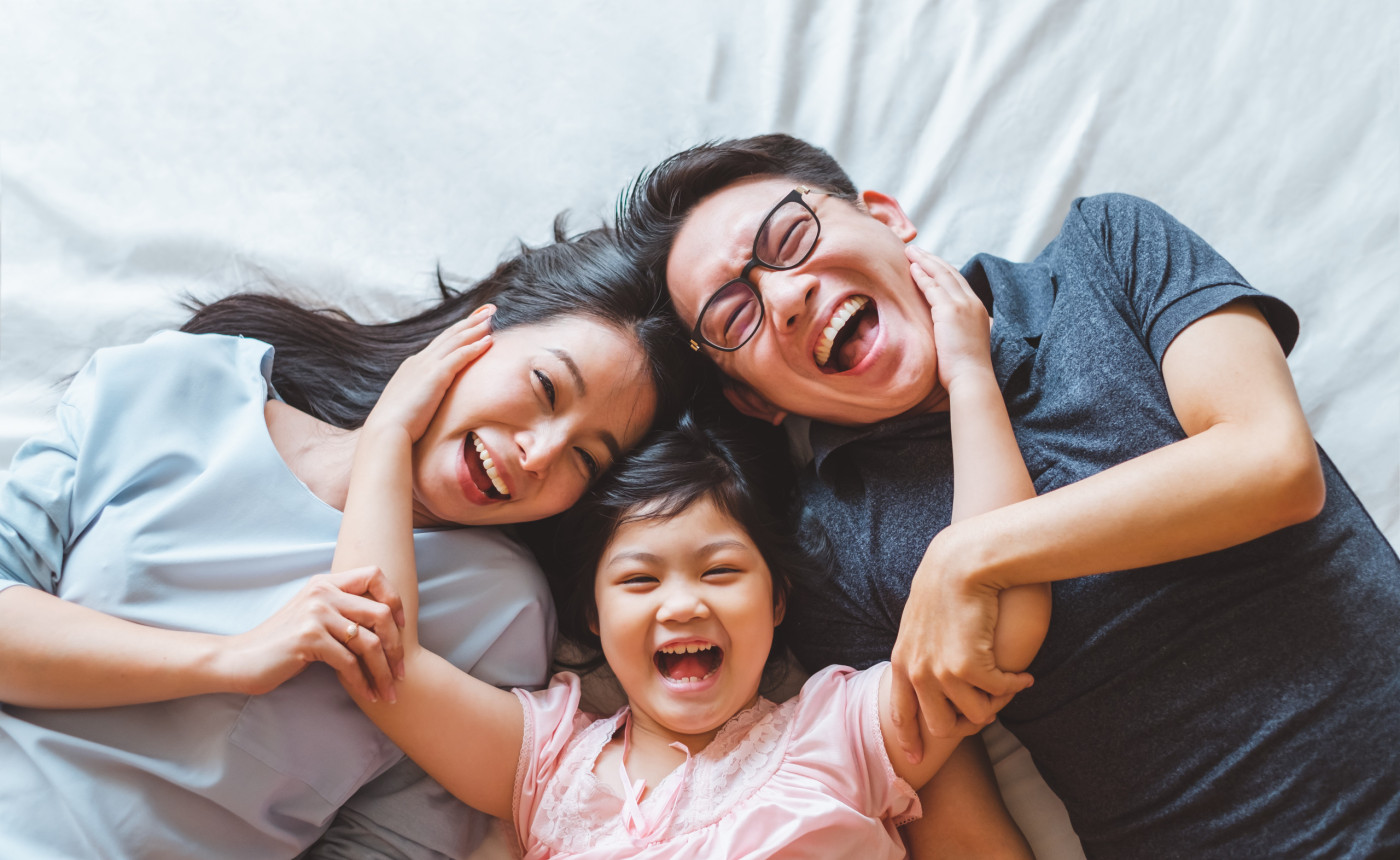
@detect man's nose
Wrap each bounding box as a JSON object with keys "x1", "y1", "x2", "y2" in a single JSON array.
[{"x1": 756, "y1": 269, "x2": 817, "y2": 331}]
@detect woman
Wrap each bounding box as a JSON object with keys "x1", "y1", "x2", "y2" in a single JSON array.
[{"x1": 0, "y1": 226, "x2": 690, "y2": 858}]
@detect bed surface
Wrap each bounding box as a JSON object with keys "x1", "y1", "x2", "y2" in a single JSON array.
[{"x1": 2, "y1": 3, "x2": 1395, "y2": 857}]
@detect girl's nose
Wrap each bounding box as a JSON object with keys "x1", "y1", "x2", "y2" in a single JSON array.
[{"x1": 656, "y1": 586, "x2": 710, "y2": 623}]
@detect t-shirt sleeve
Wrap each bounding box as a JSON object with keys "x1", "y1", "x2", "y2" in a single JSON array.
[
  {"x1": 1068, "y1": 193, "x2": 1299, "y2": 363},
  {"x1": 512, "y1": 673, "x2": 585, "y2": 851},
  {"x1": 792, "y1": 664, "x2": 922, "y2": 826}
]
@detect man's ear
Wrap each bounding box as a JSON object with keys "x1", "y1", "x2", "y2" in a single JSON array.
[
  {"x1": 722, "y1": 380, "x2": 789, "y2": 426},
  {"x1": 861, "y1": 190, "x2": 918, "y2": 243}
]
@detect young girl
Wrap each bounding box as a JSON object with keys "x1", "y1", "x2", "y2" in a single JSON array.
[{"x1": 331, "y1": 259, "x2": 1050, "y2": 857}]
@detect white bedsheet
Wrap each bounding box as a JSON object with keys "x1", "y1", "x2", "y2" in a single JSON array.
[{"x1": 2, "y1": 3, "x2": 1395, "y2": 858}]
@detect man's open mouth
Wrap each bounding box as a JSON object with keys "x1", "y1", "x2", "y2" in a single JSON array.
[
  {"x1": 815, "y1": 295, "x2": 878, "y2": 373},
  {"x1": 465, "y1": 432, "x2": 510, "y2": 499},
  {"x1": 654, "y1": 642, "x2": 723, "y2": 683}
]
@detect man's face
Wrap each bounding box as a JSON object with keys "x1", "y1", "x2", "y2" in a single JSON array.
[{"x1": 666, "y1": 176, "x2": 940, "y2": 426}]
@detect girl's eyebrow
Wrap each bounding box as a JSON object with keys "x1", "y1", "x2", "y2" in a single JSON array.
[{"x1": 605, "y1": 539, "x2": 750, "y2": 568}]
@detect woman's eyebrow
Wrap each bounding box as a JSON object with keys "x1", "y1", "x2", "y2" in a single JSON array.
[{"x1": 546, "y1": 348, "x2": 585, "y2": 395}]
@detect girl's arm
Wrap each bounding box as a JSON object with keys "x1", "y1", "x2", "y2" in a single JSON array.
[
  {"x1": 889, "y1": 251, "x2": 1042, "y2": 858},
  {"x1": 330, "y1": 308, "x2": 523, "y2": 822}
]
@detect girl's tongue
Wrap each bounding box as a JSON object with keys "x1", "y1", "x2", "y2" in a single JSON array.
[{"x1": 656, "y1": 647, "x2": 722, "y2": 681}]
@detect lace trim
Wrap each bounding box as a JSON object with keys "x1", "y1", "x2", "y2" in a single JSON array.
[{"x1": 528, "y1": 696, "x2": 798, "y2": 851}]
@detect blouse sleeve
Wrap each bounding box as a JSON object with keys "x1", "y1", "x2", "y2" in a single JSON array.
[
  {"x1": 0, "y1": 355, "x2": 97, "y2": 594},
  {"x1": 790, "y1": 664, "x2": 922, "y2": 826},
  {"x1": 511, "y1": 672, "x2": 585, "y2": 850}
]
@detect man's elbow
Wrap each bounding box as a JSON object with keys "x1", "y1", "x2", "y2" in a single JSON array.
[{"x1": 1264, "y1": 434, "x2": 1326, "y2": 528}]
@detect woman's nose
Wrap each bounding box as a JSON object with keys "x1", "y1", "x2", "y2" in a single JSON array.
[
  {"x1": 756, "y1": 270, "x2": 818, "y2": 331},
  {"x1": 517, "y1": 425, "x2": 567, "y2": 476}
]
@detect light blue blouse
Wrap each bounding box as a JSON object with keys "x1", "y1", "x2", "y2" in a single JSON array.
[{"x1": 0, "y1": 331, "x2": 554, "y2": 858}]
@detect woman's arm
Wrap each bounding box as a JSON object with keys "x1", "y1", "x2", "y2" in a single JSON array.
[
  {"x1": 330, "y1": 308, "x2": 523, "y2": 822},
  {"x1": 0, "y1": 567, "x2": 404, "y2": 708}
]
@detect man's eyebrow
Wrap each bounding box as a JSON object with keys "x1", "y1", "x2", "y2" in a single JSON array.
[{"x1": 547, "y1": 346, "x2": 622, "y2": 461}]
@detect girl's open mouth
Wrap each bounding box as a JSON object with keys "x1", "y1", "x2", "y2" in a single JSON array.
[{"x1": 654, "y1": 642, "x2": 723, "y2": 684}]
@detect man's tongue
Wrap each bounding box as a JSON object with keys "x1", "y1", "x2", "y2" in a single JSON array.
[{"x1": 831, "y1": 306, "x2": 879, "y2": 372}]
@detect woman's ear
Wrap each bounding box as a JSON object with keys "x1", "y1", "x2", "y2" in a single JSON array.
[
  {"x1": 587, "y1": 604, "x2": 599, "y2": 637},
  {"x1": 861, "y1": 190, "x2": 918, "y2": 243},
  {"x1": 722, "y1": 380, "x2": 789, "y2": 426},
  {"x1": 772, "y1": 588, "x2": 787, "y2": 627}
]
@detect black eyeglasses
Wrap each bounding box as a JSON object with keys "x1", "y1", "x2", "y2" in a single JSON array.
[{"x1": 689, "y1": 187, "x2": 822, "y2": 352}]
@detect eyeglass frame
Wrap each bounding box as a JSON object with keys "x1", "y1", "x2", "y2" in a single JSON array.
[{"x1": 687, "y1": 186, "x2": 822, "y2": 353}]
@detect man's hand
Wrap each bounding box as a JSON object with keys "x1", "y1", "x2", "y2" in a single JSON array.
[{"x1": 889, "y1": 529, "x2": 1033, "y2": 762}]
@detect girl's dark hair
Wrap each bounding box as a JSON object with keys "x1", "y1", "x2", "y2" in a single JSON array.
[
  {"x1": 181, "y1": 220, "x2": 692, "y2": 432},
  {"x1": 538, "y1": 406, "x2": 815, "y2": 690}
]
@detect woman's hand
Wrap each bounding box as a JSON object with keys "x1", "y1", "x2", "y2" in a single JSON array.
[
  {"x1": 907, "y1": 247, "x2": 995, "y2": 394},
  {"x1": 221, "y1": 566, "x2": 407, "y2": 703},
  {"x1": 364, "y1": 305, "x2": 496, "y2": 442}
]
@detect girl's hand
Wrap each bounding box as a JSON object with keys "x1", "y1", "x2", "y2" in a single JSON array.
[
  {"x1": 907, "y1": 247, "x2": 994, "y2": 393},
  {"x1": 221, "y1": 566, "x2": 407, "y2": 703},
  {"x1": 364, "y1": 305, "x2": 496, "y2": 442}
]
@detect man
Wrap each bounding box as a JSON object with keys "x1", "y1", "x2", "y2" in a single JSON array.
[{"x1": 617, "y1": 134, "x2": 1400, "y2": 857}]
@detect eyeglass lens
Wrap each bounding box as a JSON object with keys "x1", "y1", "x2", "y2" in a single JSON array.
[{"x1": 698, "y1": 200, "x2": 818, "y2": 349}]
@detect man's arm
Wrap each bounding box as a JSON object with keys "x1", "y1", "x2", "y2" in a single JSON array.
[{"x1": 895, "y1": 298, "x2": 1324, "y2": 733}]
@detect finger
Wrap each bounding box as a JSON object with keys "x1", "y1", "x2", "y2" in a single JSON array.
[
  {"x1": 942, "y1": 675, "x2": 997, "y2": 726},
  {"x1": 332, "y1": 590, "x2": 405, "y2": 684},
  {"x1": 320, "y1": 630, "x2": 380, "y2": 703},
  {"x1": 915, "y1": 683, "x2": 969, "y2": 739},
  {"x1": 350, "y1": 566, "x2": 406, "y2": 629},
  {"x1": 888, "y1": 668, "x2": 927, "y2": 764},
  {"x1": 341, "y1": 621, "x2": 397, "y2": 704}
]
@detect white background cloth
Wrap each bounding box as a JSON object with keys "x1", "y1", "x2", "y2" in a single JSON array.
[{"x1": 2, "y1": 3, "x2": 1395, "y2": 857}]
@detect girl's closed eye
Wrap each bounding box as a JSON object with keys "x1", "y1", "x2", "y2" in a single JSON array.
[{"x1": 576, "y1": 447, "x2": 600, "y2": 480}]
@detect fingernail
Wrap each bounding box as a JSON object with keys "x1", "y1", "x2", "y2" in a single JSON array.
[
  {"x1": 395, "y1": 661, "x2": 406, "y2": 680},
  {"x1": 370, "y1": 691, "x2": 379, "y2": 703},
  {"x1": 387, "y1": 688, "x2": 397, "y2": 705}
]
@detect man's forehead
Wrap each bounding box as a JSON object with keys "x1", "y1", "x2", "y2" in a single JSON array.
[{"x1": 669, "y1": 176, "x2": 792, "y2": 301}]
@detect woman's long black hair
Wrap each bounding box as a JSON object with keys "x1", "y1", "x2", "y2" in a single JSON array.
[
  {"x1": 537, "y1": 405, "x2": 816, "y2": 690},
  {"x1": 181, "y1": 220, "x2": 693, "y2": 432}
]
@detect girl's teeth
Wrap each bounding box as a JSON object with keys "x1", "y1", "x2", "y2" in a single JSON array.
[
  {"x1": 814, "y1": 296, "x2": 869, "y2": 366},
  {"x1": 471, "y1": 434, "x2": 510, "y2": 496}
]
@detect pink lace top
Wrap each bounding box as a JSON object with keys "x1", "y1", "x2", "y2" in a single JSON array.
[{"x1": 510, "y1": 663, "x2": 920, "y2": 859}]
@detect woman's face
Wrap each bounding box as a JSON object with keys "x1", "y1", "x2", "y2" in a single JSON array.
[{"x1": 410, "y1": 315, "x2": 657, "y2": 527}]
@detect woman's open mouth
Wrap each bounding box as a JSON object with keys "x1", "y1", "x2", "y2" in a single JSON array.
[
  {"x1": 815, "y1": 295, "x2": 879, "y2": 373},
  {"x1": 654, "y1": 642, "x2": 723, "y2": 685},
  {"x1": 464, "y1": 432, "x2": 510, "y2": 500}
]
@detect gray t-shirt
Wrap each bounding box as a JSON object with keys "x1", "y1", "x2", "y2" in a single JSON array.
[{"x1": 791, "y1": 195, "x2": 1400, "y2": 858}]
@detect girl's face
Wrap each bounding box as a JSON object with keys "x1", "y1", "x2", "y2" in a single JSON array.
[
  {"x1": 410, "y1": 316, "x2": 657, "y2": 527},
  {"x1": 592, "y1": 495, "x2": 784, "y2": 746}
]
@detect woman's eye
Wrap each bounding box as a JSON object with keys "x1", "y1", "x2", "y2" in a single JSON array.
[
  {"x1": 533, "y1": 370, "x2": 556, "y2": 408},
  {"x1": 577, "y1": 448, "x2": 600, "y2": 480}
]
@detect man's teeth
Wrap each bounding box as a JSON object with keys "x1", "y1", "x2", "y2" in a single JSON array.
[
  {"x1": 814, "y1": 296, "x2": 869, "y2": 366},
  {"x1": 471, "y1": 434, "x2": 510, "y2": 497}
]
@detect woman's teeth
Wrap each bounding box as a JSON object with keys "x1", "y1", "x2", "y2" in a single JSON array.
[
  {"x1": 814, "y1": 295, "x2": 869, "y2": 367},
  {"x1": 471, "y1": 433, "x2": 510, "y2": 497}
]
